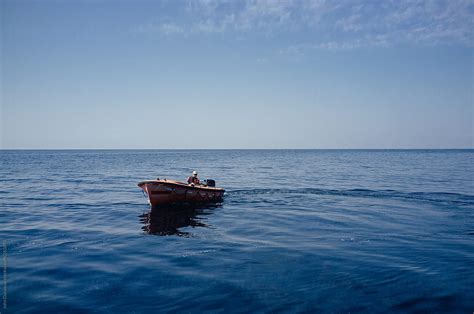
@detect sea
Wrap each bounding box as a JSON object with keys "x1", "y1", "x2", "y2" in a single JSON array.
[{"x1": 1, "y1": 149, "x2": 473, "y2": 313}]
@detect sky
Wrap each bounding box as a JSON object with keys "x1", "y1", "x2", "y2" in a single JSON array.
[{"x1": 1, "y1": 0, "x2": 473, "y2": 149}]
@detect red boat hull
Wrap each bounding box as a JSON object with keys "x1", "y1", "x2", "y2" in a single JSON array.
[{"x1": 138, "y1": 180, "x2": 225, "y2": 206}]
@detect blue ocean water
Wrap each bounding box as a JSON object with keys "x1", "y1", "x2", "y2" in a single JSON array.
[{"x1": 1, "y1": 149, "x2": 473, "y2": 313}]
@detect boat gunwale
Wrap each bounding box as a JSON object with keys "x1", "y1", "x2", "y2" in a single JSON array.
[{"x1": 138, "y1": 180, "x2": 225, "y2": 192}]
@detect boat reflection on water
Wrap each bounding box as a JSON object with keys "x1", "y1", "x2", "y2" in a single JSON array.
[{"x1": 139, "y1": 203, "x2": 222, "y2": 236}]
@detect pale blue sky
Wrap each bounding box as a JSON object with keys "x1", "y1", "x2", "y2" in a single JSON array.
[{"x1": 1, "y1": 0, "x2": 473, "y2": 149}]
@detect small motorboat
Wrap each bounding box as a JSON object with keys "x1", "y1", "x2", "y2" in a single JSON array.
[{"x1": 138, "y1": 179, "x2": 225, "y2": 206}]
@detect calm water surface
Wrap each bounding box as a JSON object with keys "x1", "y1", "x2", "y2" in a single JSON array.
[{"x1": 1, "y1": 150, "x2": 473, "y2": 313}]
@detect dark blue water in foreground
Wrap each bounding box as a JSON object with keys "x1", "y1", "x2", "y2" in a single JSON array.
[{"x1": 1, "y1": 149, "x2": 473, "y2": 313}]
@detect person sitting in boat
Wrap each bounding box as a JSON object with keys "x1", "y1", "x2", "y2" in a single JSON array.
[{"x1": 187, "y1": 171, "x2": 200, "y2": 185}]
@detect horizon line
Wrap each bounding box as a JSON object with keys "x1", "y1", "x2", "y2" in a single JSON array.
[{"x1": 1, "y1": 148, "x2": 473, "y2": 151}]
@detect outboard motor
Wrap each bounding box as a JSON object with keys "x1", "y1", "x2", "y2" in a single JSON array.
[{"x1": 205, "y1": 179, "x2": 216, "y2": 187}]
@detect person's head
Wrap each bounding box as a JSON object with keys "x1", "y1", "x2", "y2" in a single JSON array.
[{"x1": 192, "y1": 170, "x2": 198, "y2": 177}]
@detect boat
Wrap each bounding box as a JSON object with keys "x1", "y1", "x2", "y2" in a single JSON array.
[{"x1": 138, "y1": 179, "x2": 225, "y2": 206}]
